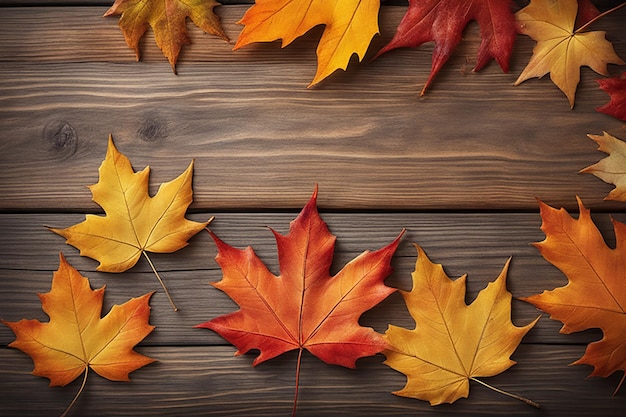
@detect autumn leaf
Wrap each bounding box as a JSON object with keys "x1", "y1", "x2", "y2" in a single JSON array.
[
  {"x1": 581, "y1": 131, "x2": 626, "y2": 201},
  {"x1": 50, "y1": 135, "x2": 209, "y2": 311},
  {"x1": 233, "y1": 0, "x2": 380, "y2": 87},
  {"x1": 523, "y1": 197, "x2": 626, "y2": 394},
  {"x1": 575, "y1": 0, "x2": 600, "y2": 26},
  {"x1": 1, "y1": 253, "x2": 155, "y2": 417},
  {"x1": 596, "y1": 72, "x2": 626, "y2": 121},
  {"x1": 104, "y1": 0, "x2": 229, "y2": 73},
  {"x1": 195, "y1": 187, "x2": 404, "y2": 416},
  {"x1": 383, "y1": 244, "x2": 539, "y2": 406},
  {"x1": 514, "y1": 0, "x2": 625, "y2": 108},
  {"x1": 373, "y1": 0, "x2": 518, "y2": 95}
]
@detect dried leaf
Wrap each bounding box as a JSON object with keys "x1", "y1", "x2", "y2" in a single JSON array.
[
  {"x1": 514, "y1": 0, "x2": 625, "y2": 108},
  {"x1": 2, "y1": 253, "x2": 155, "y2": 416},
  {"x1": 596, "y1": 72, "x2": 626, "y2": 121},
  {"x1": 374, "y1": 0, "x2": 517, "y2": 95},
  {"x1": 104, "y1": 0, "x2": 229, "y2": 72},
  {"x1": 196, "y1": 187, "x2": 403, "y2": 415},
  {"x1": 50, "y1": 135, "x2": 209, "y2": 310},
  {"x1": 384, "y1": 244, "x2": 538, "y2": 406},
  {"x1": 234, "y1": 0, "x2": 380, "y2": 86},
  {"x1": 581, "y1": 131, "x2": 626, "y2": 201},
  {"x1": 523, "y1": 197, "x2": 626, "y2": 394}
]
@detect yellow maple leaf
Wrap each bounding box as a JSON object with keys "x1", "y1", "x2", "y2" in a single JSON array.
[
  {"x1": 50, "y1": 135, "x2": 209, "y2": 310},
  {"x1": 514, "y1": 0, "x2": 624, "y2": 108},
  {"x1": 234, "y1": 0, "x2": 380, "y2": 87},
  {"x1": 2, "y1": 253, "x2": 155, "y2": 416},
  {"x1": 104, "y1": 0, "x2": 229, "y2": 72},
  {"x1": 581, "y1": 131, "x2": 626, "y2": 202},
  {"x1": 384, "y1": 244, "x2": 539, "y2": 406}
]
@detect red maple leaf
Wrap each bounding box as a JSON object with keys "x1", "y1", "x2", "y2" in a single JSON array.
[
  {"x1": 575, "y1": 0, "x2": 600, "y2": 27},
  {"x1": 374, "y1": 0, "x2": 517, "y2": 95},
  {"x1": 597, "y1": 72, "x2": 626, "y2": 121},
  {"x1": 196, "y1": 187, "x2": 403, "y2": 415}
]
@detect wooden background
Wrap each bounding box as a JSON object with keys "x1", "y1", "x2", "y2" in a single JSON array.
[{"x1": 1, "y1": 0, "x2": 625, "y2": 416}]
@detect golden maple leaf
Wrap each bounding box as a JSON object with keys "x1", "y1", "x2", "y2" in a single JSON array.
[
  {"x1": 523, "y1": 197, "x2": 626, "y2": 395},
  {"x1": 50, "y1": 135, "x2": 209, "y2": 310},
  {"x1": 581, "y1": 131, "x2": 626, "y2": 202},
  {"x1": 384, "y1": 244, "x2": 539, "y2": 406},
  {"x1": 104, "y1": 0, "x2": 229, "y2": 72},
  {"x1": 2, "y1": 253, "x2": 155, "y2": 416},
  {"x1": 514, "y1": 0, "x2": 624, "y2": 108},
  {"x1": 234, "y1": 0, "x2": 380, "y2": 87}
]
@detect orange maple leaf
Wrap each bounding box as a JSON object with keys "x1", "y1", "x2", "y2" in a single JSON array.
[
  {"x1": 234, "y1": 0, "x2": 380, "y2": 87},
  {"x1": 384, "y1": 244, "x2": 538, "y2": 406},
  {"x1": 50, "y1": 135, "x2": 209, "y2": 311},
  {"x1": 514, "y1": 0, "x2": 625, "y2": 108},
  {"x1": 2, "y1": 253, "x2": 155, "y2": 417},
  {"x1": 523, "y1": 197, "x2": 626, "y2": 394},
  {"x1": 374, "y1": 0, "x2": 518, "y2": 96},
  {"x1": 104, "y1": 0, "x2": 229, "y2": 72},
  {"x1": 196, "y1": 187, "x2": 404, "y2": 416}
]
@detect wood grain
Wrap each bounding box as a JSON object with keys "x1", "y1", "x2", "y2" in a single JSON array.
[
  {"x1": 1, "y1": 345, "x2": 625, "y2": 416},
  {"x1": 1, "y1": 3, "x2": 626, "y2": 416},
  {"x1": 1, "y1": 211, "x2": 622, "y2": 346},
  {"x1": 0, "y1": 6, "x2": 625, "y2": 211}
]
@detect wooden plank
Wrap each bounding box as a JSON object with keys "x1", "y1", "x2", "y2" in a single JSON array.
[
  {"x1": 2, "y1": 211, "x2": 622, "y2": 346},
  {"x1": 0, "y1": 0, "x2": 622, "y2": 8},
  {"x1": 0, "y1": 6, "x2": 625, "y2": 211},
  {"x1": 1, "y1": 345, "x2": 624, "y2": 416}
]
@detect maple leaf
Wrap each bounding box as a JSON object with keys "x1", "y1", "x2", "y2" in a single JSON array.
[
  {"x1": 1, "y1": 253, "x2": 155, "y2": 417},
  {"x1": 104, "y1": 0, "x2": 229, "y2": 73},
  {"x1": 514, "y1": 0, "x2": 625, "y2": 108},
  {"x1": 575, "y1": 0, "x2": 600, "y2": 27},
  {"x1": 373, "y1": 0, "x2": 518, "y2": 95},
  {"x1": 50, "y1": 135, "x2": 209, "y2": 311},
  {"x1": 596, "y1": 72, "x2": 626, "y2": 121},
  {"x1": 522, "y1": 197, "x2": 626, "y2": 395},
  {"x1": 581, "y1": 131, "x2": 626, "y2": 201},
  {"x1": 383, "y1": 244, "x2": 539, "y2": 406},
  {"x1": 196, "y1": 187, "x2": 404, "y2": 416},
  {"x1": 233, "y1": 0, "x2": 380, "y2": 87}
]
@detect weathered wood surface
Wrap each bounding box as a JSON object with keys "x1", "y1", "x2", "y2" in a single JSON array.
[
  {"x1": 1, "y1": 346, "x2": 625, "y2": 417},
  {"x1": 3, "y1": 211, "x2": 624, "y2": 346},
  {"x1": 1, "y1": 5, "x2": 625, "y2": 211},
  {"x1": 1, "y1": 1, "x2": 626, "y2": 416}
]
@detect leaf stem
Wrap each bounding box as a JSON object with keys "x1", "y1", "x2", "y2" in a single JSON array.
[
  {"x1": 61, "y1": 366, "x2": 88, "y2": 417},
  {"x1": 613, "y1": 372, "x2": 625, "y2": 396},
  {"x1": 470, "y1": 377, "x2": 540, "y2": 408},
  {"x1": 142, "y1": 251, "x2": 178, "y2": 311},
  {"x1": 575, "y1": 2, "x2": 626, "y2": 33},
  {"x1": 292, "y1": 347, "x2": 303, "y2": 417}
]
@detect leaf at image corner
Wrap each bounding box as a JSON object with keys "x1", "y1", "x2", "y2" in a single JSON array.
[
  {"x1": 514, "y1": 0, "x2": 624, "y2": 108},
  {"x1": 2, "y1": 253, "x2": 155, "y2": 415},
  {"x1": 523, "y1": 198, "x2": 626, "y2": 395},
  {"x1": 104, "y1": 0, "x2": 229, "y2": 72}
]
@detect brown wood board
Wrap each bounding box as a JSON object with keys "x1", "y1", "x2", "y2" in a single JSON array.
[{"x1": 1, "y1": 3, "x2": 626, "y2": 417}]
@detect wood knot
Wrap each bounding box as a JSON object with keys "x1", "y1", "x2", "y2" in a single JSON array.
[
  {"x1": 42, "y1": 121, "x2": 77, "y2": 159},
  {"x1": 137, "y1": 117, "x2": 167, "y2": 142}
]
